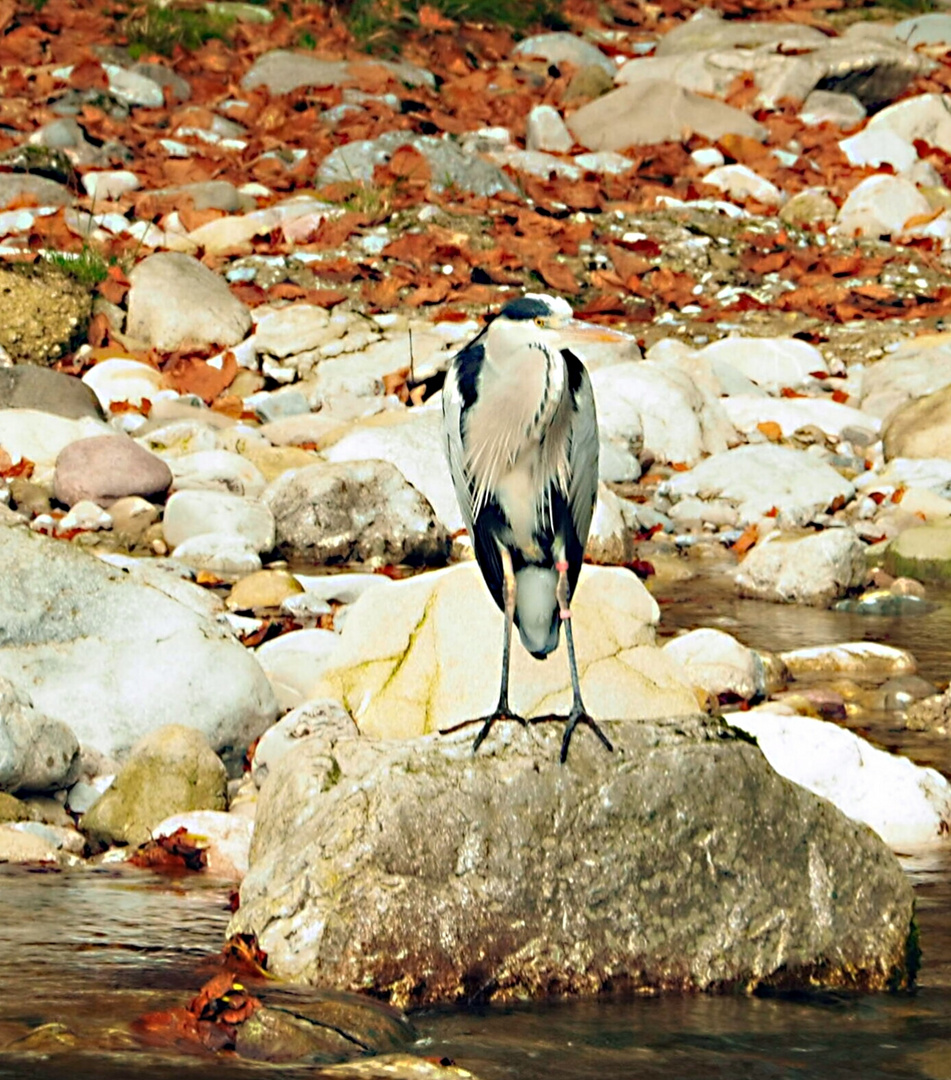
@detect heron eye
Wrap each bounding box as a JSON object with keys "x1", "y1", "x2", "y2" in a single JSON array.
[{"x1": 534, "y1": 316, "x2": 546, "y2": 328}]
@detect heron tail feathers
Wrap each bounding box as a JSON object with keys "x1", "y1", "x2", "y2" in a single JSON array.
[{"x1": 514, "y1": 566, "x2": 560, "y2": 658}]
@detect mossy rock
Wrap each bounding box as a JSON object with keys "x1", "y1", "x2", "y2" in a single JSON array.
[
  {"x1": 884, "y1": 524, "x2": 951, "y2": 582},
  {"x1": 0, "y1": 263, "x2": 93, "y2": 366},
  {"x1": 82, "y1": 723, "x2": 227, "y2": 846}
]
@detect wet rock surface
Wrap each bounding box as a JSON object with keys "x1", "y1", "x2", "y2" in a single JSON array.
[{"x1": 231, "y1": 716, "x2": 914, "y2": 1007}]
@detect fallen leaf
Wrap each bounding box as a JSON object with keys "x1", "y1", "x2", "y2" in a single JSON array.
[
  {"x1": 756, "y1": 420, "x2": 783, "y2": 441},
  {"x1": 732, "y1": 522, "x2": 759, "y2": 555}
]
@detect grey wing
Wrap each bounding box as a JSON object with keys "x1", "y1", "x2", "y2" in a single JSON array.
[
  {"x1": 566, "y1": 362, "x2": 600, "y2": 552},
  {"x1": 442, "y1": 355, "x2": 477, "y2": 537}
]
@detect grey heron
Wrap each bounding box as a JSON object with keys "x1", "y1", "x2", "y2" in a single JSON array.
[{"x1": 441, "y1": 293, "x2": 626, "y2": 762}]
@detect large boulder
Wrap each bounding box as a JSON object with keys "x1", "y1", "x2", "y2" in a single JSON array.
[
  {"x1": 0, "y1": 519, "x2": 278, "y2": 764},
  {"x1": 229, "y1": 717, "x2": 915, "y2": 1008},
  {"x1": 311, "y1": 563, "x2": 697, "y2": 739}
]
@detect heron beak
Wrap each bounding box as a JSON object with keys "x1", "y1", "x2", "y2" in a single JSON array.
[{"x1": 561, "y1": 321, "x2": 630, "y2": 345}]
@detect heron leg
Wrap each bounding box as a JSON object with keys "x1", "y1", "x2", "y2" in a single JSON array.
[
  {"x1": 472, "y1": 546, "x2": 526, "y2": 752},
  {"x1": 555, "y1": 560, "x2": 614, "y2": 764}
]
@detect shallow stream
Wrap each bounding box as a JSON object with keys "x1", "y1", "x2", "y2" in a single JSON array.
[{"x1": 2, "y1": 576, "x2": 950, "y2": 1079}]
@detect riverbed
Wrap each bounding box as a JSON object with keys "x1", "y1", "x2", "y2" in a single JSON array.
[{"x1": 1, "y1": 575, "x2": 949, "y2": 1079}]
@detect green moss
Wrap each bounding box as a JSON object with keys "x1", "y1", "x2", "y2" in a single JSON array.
[{"x1": 890, "y1": 914, "x2": 920, "y2": 991}]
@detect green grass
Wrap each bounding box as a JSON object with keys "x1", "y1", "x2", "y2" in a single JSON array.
[
  {"x1": 121, "y1": 2, "x2": 237, "y2": 59},
  {"x1": 42, "y1": 246, "x2": 110, "y2": 288},
  {"x1": 338, "y1": 0, "x2": 566, "y2": 52}
]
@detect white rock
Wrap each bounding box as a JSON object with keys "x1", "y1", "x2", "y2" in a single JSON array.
[
  {"x1": 255, "y1": 629, "x2": 343, "y2": 710},
  {"x1": 697, "y1": 336, "x2": 828, "y2": 392},
  {"x1": 103, "y1": 63, "x2": 164, "y2": 107},
  {"x1": 730, "y1": 708, "x2": 951, "y2": 848},
  {"x1": 163, "y1": 489, "x2": 275, "y2": 551},
  {"x1": 691, "y1": 147, "x2": 725, "y2": 168},
  {"x1": 291, "y1": 572, "x2": 392, "y2": 604},
  {"x1": 586, "y1": 484, "x2": 634, "y2": 565},
  {"x1": 526, "y1": 104, "x2": 574, "y2": 153},
  {"x1": 312, "y1": 563, "x2": 696, "y2": 739},
  {"x1": 839, "y1": 128, "x2": 918, "y2": 172},
  {"x1": 0, "y1": 521, "x2": 277, "y2": 763},
  {"x1": 591, "y1": 361, "x2": 734, "y2": 467},
  {"x1": 0, "y1": 409, "x2": 110, "y2": 484},
  {"x1": 152, "y1": 810, "x2": 254, "y2": 878},
  {"x1": 662, "y1": 444, "x2": 854, "y2": 527},
  {"x1": 82, "y1": 358, "x2": 168, "y2": 410},
  {"x1": 136, "y1": 418, "x2": 222, "y2": 458},
  {"x1": 835, "y1": 174, "x2": 932, "y2": 238},
  {"x1": 721, "y1": 395, "x2": 880, "y2": 441},
  {"x1": 169, "y1": 450, "x2": 267, "y2": 497},
  {"x1": 322, "y1": 408, "x2": 461, "y2": 533},
  {"x1": 171, "y1": 534, "x2": 263, "y2": 575},
  {"x1": 663, "y1": 627, "x2": 764, "y2": 700},
  {"x1": 701, "y1": 163, "x2": 783, "y2": 206},
  {"x1": 735, "y1": 528, "x2": 867, "y2": 607},
  {"x1": 862, "y1": 93, "x2": 951, "y2": 156},
  {"x1": 251, "y1": 699, "x2": 357, "y2": 786},
  {"x1": 57, "y1": 500, "x2": 112, "y2": 533},
  {"x1": 66, "y1": 774, "x2": 114, "y2": 814},
  {"x1": 252, "y1": 304, "x2": 332, "y2": 357},
  {"x1": 82, "y1": 170, "x2": 141, "y2": 201},
  {"x1": 0, "y1": 822, "x2": 82, "y2": 865},
  {"x1": 779, "y1": 641, "x2": 916, "y2": 678}
]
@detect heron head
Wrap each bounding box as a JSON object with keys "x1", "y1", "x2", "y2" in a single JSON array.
[{"x1": 487, "y1": 293, "x2": 628, "y2": 360}]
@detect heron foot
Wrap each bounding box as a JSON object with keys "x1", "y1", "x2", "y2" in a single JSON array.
[
  {"x1": 561, "y1": 708, "x2": 613, "y2": 763},
  {"x1": 439, "y1": 706, "x2": 527, "y2": 753}
]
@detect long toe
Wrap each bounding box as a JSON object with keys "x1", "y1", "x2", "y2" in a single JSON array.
[
  {"x1": 472, "y1": 707, "x2": 528, "y2": 752},
  {"x1": 560, "y1": 711, "x2": 614, "y2": 763}
]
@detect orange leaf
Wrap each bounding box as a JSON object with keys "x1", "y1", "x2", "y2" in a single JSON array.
[
  {"x1": 831, "y1": 389, "x2": 849, "y2": 404},
  {"x1": 732, "y1": 523, "x2": 759, "y2": 555},
  {"x1": 780, "y1": 387, "x2": 806, "y2": 399},
  {"x1": 419, "y1": 3, "x2": 456, "y2": 29},
  {"x1": 756, "y1": 421, "x2": 783, "y2": 441}
]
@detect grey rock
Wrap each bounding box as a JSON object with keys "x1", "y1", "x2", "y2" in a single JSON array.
[
  {"x1": 0, "y1": 678, "x2": 36, "y2": 792},
  {"x1": 131, "y1": 61, "x2": 191, "y2": 102},
  {"x1": 82, "y1": 723, "x2": 227, "y2": 845},
  {"x1": 0, "y1": 366, "x2": 104, "y2": 420},
  {"x1": 242, "y1": 50, "x2": 434, "y2": 95},
  {"x1": 567, "y1": 79, "x2": 766, "y2": 151},
  {"x1": 513, "y1": 32, "x2": 615, "y2": 75},
  {"x1": 317, "y1": 132, "x2": 517, "y2": 198},
  {"x1": 126, "y1": 252, "x2": 252, "y2": 352},
  {"x1": 800, "y1": 89, "x2": 866, "y2": 128},
  {"x1": 53, "y1": 434, "x2": 172, "y2": 507},
  {"x1": 0, "y1": 173, "x2": 72, "y2": 208},
  {"x1": 102, "y1": 62, "x2": 164, "y2": 107},
  {"x1": 0, "y1": 519, "x2": 278, "y2": 762},
  {"x1": 655, "y1": 12, "x2": 827, "y2": 55},
  {"x1": 735, "y1": 528, "x2": 867, "y2": 607},
  {"x1": 147, "y1": 180, "x2": 256, "y2": 212},
  {"x1": 264, "y1": 459, "x2": 449, "y2": 566},
  {"x1": 163, "y1": 489, "x2": 276, "y2": 552},
  {"x1": 28, "y1": 118, "x2": 109, "y2": 166},
  {"x1": 0, "y1": 677, "x2": 79, "y2": 793},
  {"x1": 229, "y1": 717, "x2": 914, "y2": 1007}
]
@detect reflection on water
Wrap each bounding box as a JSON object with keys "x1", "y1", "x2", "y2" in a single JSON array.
[{"x1": 3, "y1": 575, "x2": 951, "y2": 1078}]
